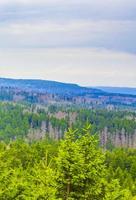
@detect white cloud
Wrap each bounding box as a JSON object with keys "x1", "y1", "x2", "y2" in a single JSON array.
[
  {"x1": 0, "y1": 20, "x2": 136, "y2": 52},
  {"x1": 0, "y1": 48, "x2": 136, "y2": 87}
]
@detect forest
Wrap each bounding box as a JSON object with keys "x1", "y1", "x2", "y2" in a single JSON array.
[
  {"x1": 0, "y1": 102, "x2": 136, "y2": 199},
  {"x1": 0, "y1": 102, "x2": 136, "y2": 146},
  {"x1": 0, "y1": 125, "x2": 136, "y2": 199}
]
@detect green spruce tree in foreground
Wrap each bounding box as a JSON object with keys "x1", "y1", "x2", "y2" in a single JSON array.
[
  {"x1": 56, "y1": 124, "x2": 132, "y2": 200},
  {"x1": 56, "y1": 124, "x2": 105, "y2": 199}
]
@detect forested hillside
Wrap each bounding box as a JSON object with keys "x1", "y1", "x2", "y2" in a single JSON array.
[
  {"x1": 0, "y1": 78, "x2": 136, "y2": 109},
  {"x1": 0, "y1": 77, "x2": 102, "y2": 95}
]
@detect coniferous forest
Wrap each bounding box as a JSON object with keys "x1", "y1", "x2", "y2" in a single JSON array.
[
  {"x1": 0, "y1": 125, "x2": 136, "y2": 199},
  {"x1": 0, "y1": 101, "x2": 136, "y2": 199}
]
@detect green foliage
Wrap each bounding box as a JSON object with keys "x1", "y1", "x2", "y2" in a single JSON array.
[
  {"x1": 0, "y1": 102, "x2": 136, "y2": 144},
  {"x1": 0, "y1": 102, "x2": 136, "y2": 200},
  {"x1": 104, "y1": 179, "x2": 132, "y2": 200},
  {"x1": 56, "y1": 125, "x2": 133, "y2": 200},
  {"x1": 0, "y1": 139, "x2": 58, "y2": 199},
  {"x1": 106, "y1": 148, "x2": 136, "y2": 196},
  {"x1": 74, "y1": 109, "x2": 136, "y2": 134}
]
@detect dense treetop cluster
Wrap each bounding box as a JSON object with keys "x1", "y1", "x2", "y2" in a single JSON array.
[{"x1": 0, "y1": 126, "x2": 136, "y2": 199}]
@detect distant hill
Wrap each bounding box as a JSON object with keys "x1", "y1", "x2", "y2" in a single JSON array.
[
  {"x1": 0, "y1": 78, "x2": 136, "y2": 108},
  {"x1": 0, "y1": 78, "x2": 103, "y2": 96},
  {"x1": 96, "y1": 87, "x2": 136, "y2": 96}
]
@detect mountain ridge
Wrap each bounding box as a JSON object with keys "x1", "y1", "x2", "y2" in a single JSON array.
[
  {"x1": 1, "y1": 77, "x2": 136, "y2": 95},
  {"x1": 0, "y1": 77, "x2": 104, "y2": 95},
  {"x1": 0, "y1": 77, "x2": 136, "y2": 108}
]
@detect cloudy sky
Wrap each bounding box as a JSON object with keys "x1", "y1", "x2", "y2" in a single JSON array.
[{"x1": 0, "y1": 0, "x2": 136, "y2": 87}]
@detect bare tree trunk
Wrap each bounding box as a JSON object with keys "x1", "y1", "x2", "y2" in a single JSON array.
[{"x1": 66, "y1": 177, "x2": 71, "y2": 200}]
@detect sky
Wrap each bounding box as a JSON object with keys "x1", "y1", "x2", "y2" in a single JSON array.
[{"x1": 0, "y1": 0, "x2": 136, "y2": 87}]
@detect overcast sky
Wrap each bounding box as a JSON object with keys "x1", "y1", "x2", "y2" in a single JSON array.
[{"x1": 0, "y1": 0, "x2": 136, "y2": 87}]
